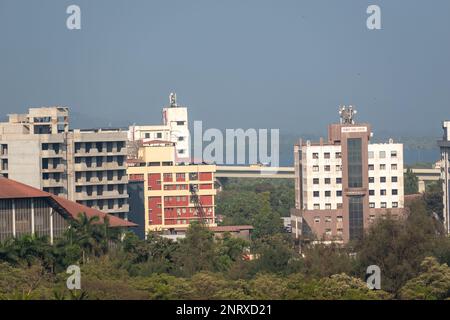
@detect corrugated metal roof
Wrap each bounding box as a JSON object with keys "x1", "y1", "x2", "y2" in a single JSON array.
[{"x1": 0, "y1": 177, "x2": 136, "y2": 228}]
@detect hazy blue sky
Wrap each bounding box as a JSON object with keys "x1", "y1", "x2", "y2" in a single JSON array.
[{"x1": 0, "y1": 0, "x2": 449, "y2": 137}]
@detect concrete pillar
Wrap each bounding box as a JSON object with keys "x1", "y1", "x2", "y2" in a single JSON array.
[
  {"x1": 418, "y1": 179, "x2": 426, "y2": 193},
  {"x1": 12, "y1": 199, "x2": 16, "y2": 237},
  {"x1": 50, "y1": 208, "x2": 54, "y2": 245},
  {"x1": 31, "y1": 198, "x2": 35, "y2": 235}
]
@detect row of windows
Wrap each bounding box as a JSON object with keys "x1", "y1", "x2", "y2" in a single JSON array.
[
  {"x1": 74, "y1": 141, "x2": 125, "y2": 153},
  {"x1": 370, "y1": 176, "x2": 398, "y2": 183},
  {"x1": 369, "y1": 189, "x2": 398, "y2": 196},
  {"x1": 313, "y1": 191, "x2": 343, "y2": 197},
  {"x1": 313, "y1": 178, "x2": 342, "y2": 185},
  {"x1": 313, "y1": 205, "x2": 400, "y2": 224},
  {"x1": 75, "y1": 170, "x2": 126, "y2": 182},
  {"x1": 312, "y1": 163, "x2": 399, "y2": 173},
  {"x1": 74, "y1": 155, "x2": 125, "y2": 166},
  {"x1": 370, "y1": 202, "x2": 399, "y2": 208},
  {"x1": 75, "y1": 184, "x2": 126, "y2": 195},
  {"x1": 312, "y1": 152, "x2": 342, "y2": 159},
  {"x1": 165, "y1": 207, "x2": 213, "y2": 216},
  {"x1": 369, "y1": 164, "x2": 398, "y2": 170},
  {"x1": 311, "y1": 201, "x2": 399, "y2": 210},
  {"x1": 314, "y1": 215, "x2": 343, "y2": 223},
  {"x1": 310, "y1": 150, "x2": 398, "y2": 160},
  {"x1": 312, "y1": 165, "x2": 342, "y2": 172},
  {"x1": 312, "y1": 176, "x2": 399, "y2": 185},
  {"x1": 164, "y1": 196, "x2": 188, "y2": 202},
  {"x1": 368, "y1": 150, "x2": 398, "y2": 159},
  {"x1": 77, "y1": 198, "x2": 127, "y2": 210},
  {"x1": 313, "y1": 203, "x2": 343, "y2": 210}
]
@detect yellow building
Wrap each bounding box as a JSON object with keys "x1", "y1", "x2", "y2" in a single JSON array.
[{"x1": 127, "y1": 140, "x2": 216, "y2": 235}]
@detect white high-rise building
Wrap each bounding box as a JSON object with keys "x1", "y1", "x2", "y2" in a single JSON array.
[
  {"x1": 162, "y1": 93, "x2": 190, "y2": 162},
  {"x1": 128, "y1": 93, "x2": 190, "y2": 163},
  {"x1": 291, "y1": 107, "x2": 405, "y2": 244},
  {"x1": 438, "y1": 121, "x2": 450, "y2": 234}
]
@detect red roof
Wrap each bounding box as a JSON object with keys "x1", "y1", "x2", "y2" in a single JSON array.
[{"x1": 0, "y1": 177, "x2": 136, "y2": 228}]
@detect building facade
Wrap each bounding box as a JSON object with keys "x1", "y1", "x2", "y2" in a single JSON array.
[
  {"x1": 127, "y1": 140, "x2": 216, "y2": 236},
  {"x1": 128, "y1": 93, "x2": 190, "y2": 162},
  {"x1": 0, "y1": 177, "x2": 135, "y2": 243},
  {"x1": 437, "y1": 121, "x2": 450, "y2": 234},
  {"x1": 0, "y1": 107, "x2": 129, "y2": 219},
  {"x1": 291, "y1": 107, "x2": 405, "y2": 244}
]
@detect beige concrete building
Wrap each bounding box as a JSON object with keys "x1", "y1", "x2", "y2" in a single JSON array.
[
  {"x1": 127, "y1": 140, "x2": 216, "y2": 235},
  {"x1": 291, "y1": 107, "x2": 405, "y2": 244},
  {"x1": 0, "y1": 107, "x2": 129, "y2": 219}
]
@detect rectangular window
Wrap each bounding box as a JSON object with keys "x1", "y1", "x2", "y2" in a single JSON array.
[
  {"x1": 379, "y1": 151, "x2": 386, "y2": 159},
  {"x1": 313, "y1": 153, "x2": 319, "y2": 159},
  {"x1": 391, "y1": 151, "x2": 397, "y2": 158},
  {"x1": 369, "y1": 190, "x2": 375, "y2": 196},
  {"x1": 313, "y1": 204, "x2": 320, "y2": 210},
  {"x1": 313, "y1": 178, "x2": 319, "y2": 185},
  {"x1": 392, "y1": 202, "x2": 399, "y2": 208},
  {"x1": 347, "y1": 138, "x2": 362, "y2": 188},
  {"x1": 392, "y1": 176, "x2": 398, "y2": 183},
  {"x1": 368, "y1": 151, "x2": 374, "y2": 159},
  {"x1": 336, "y1": 190, "x2": 342, "y2": 197},
  {"x1": 313, "y1": 191, "x2": 320, "y2": 197},
  {"x1": 369, "y1": 177, "x2": 375, "y2": 183},
  {"x1": 380, "y1": 177, "x2": 386, "y2": 183},
  {"x1": 392, "y1": 189, "x2": 398, "y2": 195},
  {"x1": 312, "y1": 165, "x2": 319, "y2": 172},
  {"x1": 369, "y1": 164, "x2": 374, "y2": 171},
  {"x1": 380, "y1": 189, "x2": 387, "y2": 196},
  {"x1": 325, "y1": 191, "x2": 331, "y2": 197},
  {"x1": 381, "y1": 202, "x2": 387, "y2": 208},
  {"x1": 369, "y1": 202, "x2": 375, "y2": 208},
  {"x1": 349, "y1": 196, "x2": 364, "y2": 240},
  {"x1": 324, "y1": 165, "x2": 331, "y2": 172},
  {"x1": 391, "y1": 164, "x2": 398, "y2": 170},
  {"x1": 336, "y1": 178, "x2": 342, "y2": 184},
  {"x1": 324, "y1": 152, "x2": 330, "y2": 159},
  {"x1": 314, "y1": 216, "x2": 320, "y2": 223},
  {"x1": 380, "y1": 164, "x2": 386, "y2": 170},
  {"x1": 324, "y1": 178, "x2": 331, "y2": 184}
]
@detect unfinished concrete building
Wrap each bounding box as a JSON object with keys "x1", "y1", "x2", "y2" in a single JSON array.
[{"x1": 0, "y1": 107, "x2": 129, "y2": 219}]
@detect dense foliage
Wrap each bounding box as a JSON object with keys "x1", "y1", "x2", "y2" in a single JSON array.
[{"x1": 1, "y1": 179, "x2": 450, "y2": 300}]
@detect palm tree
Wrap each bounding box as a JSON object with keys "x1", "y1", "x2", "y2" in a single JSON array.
[
  {"x1": 0, "y1": 238, "x2": 18, "y2": 264},
  {"x1": 66, "y1": 212, "x2": 122, "y2": 264}
]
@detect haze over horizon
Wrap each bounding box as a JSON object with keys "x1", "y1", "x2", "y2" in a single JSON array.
[{"x1": 1, "y1": 0, "x2": 449, "y2": 138}]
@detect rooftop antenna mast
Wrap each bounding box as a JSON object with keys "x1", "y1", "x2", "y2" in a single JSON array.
[
  {"x1": 339, "y1": 105, "x2": 357, "y2": 124},
  {"x1": 169, "y1": 92, "x2": 177, "y2": 108}
]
